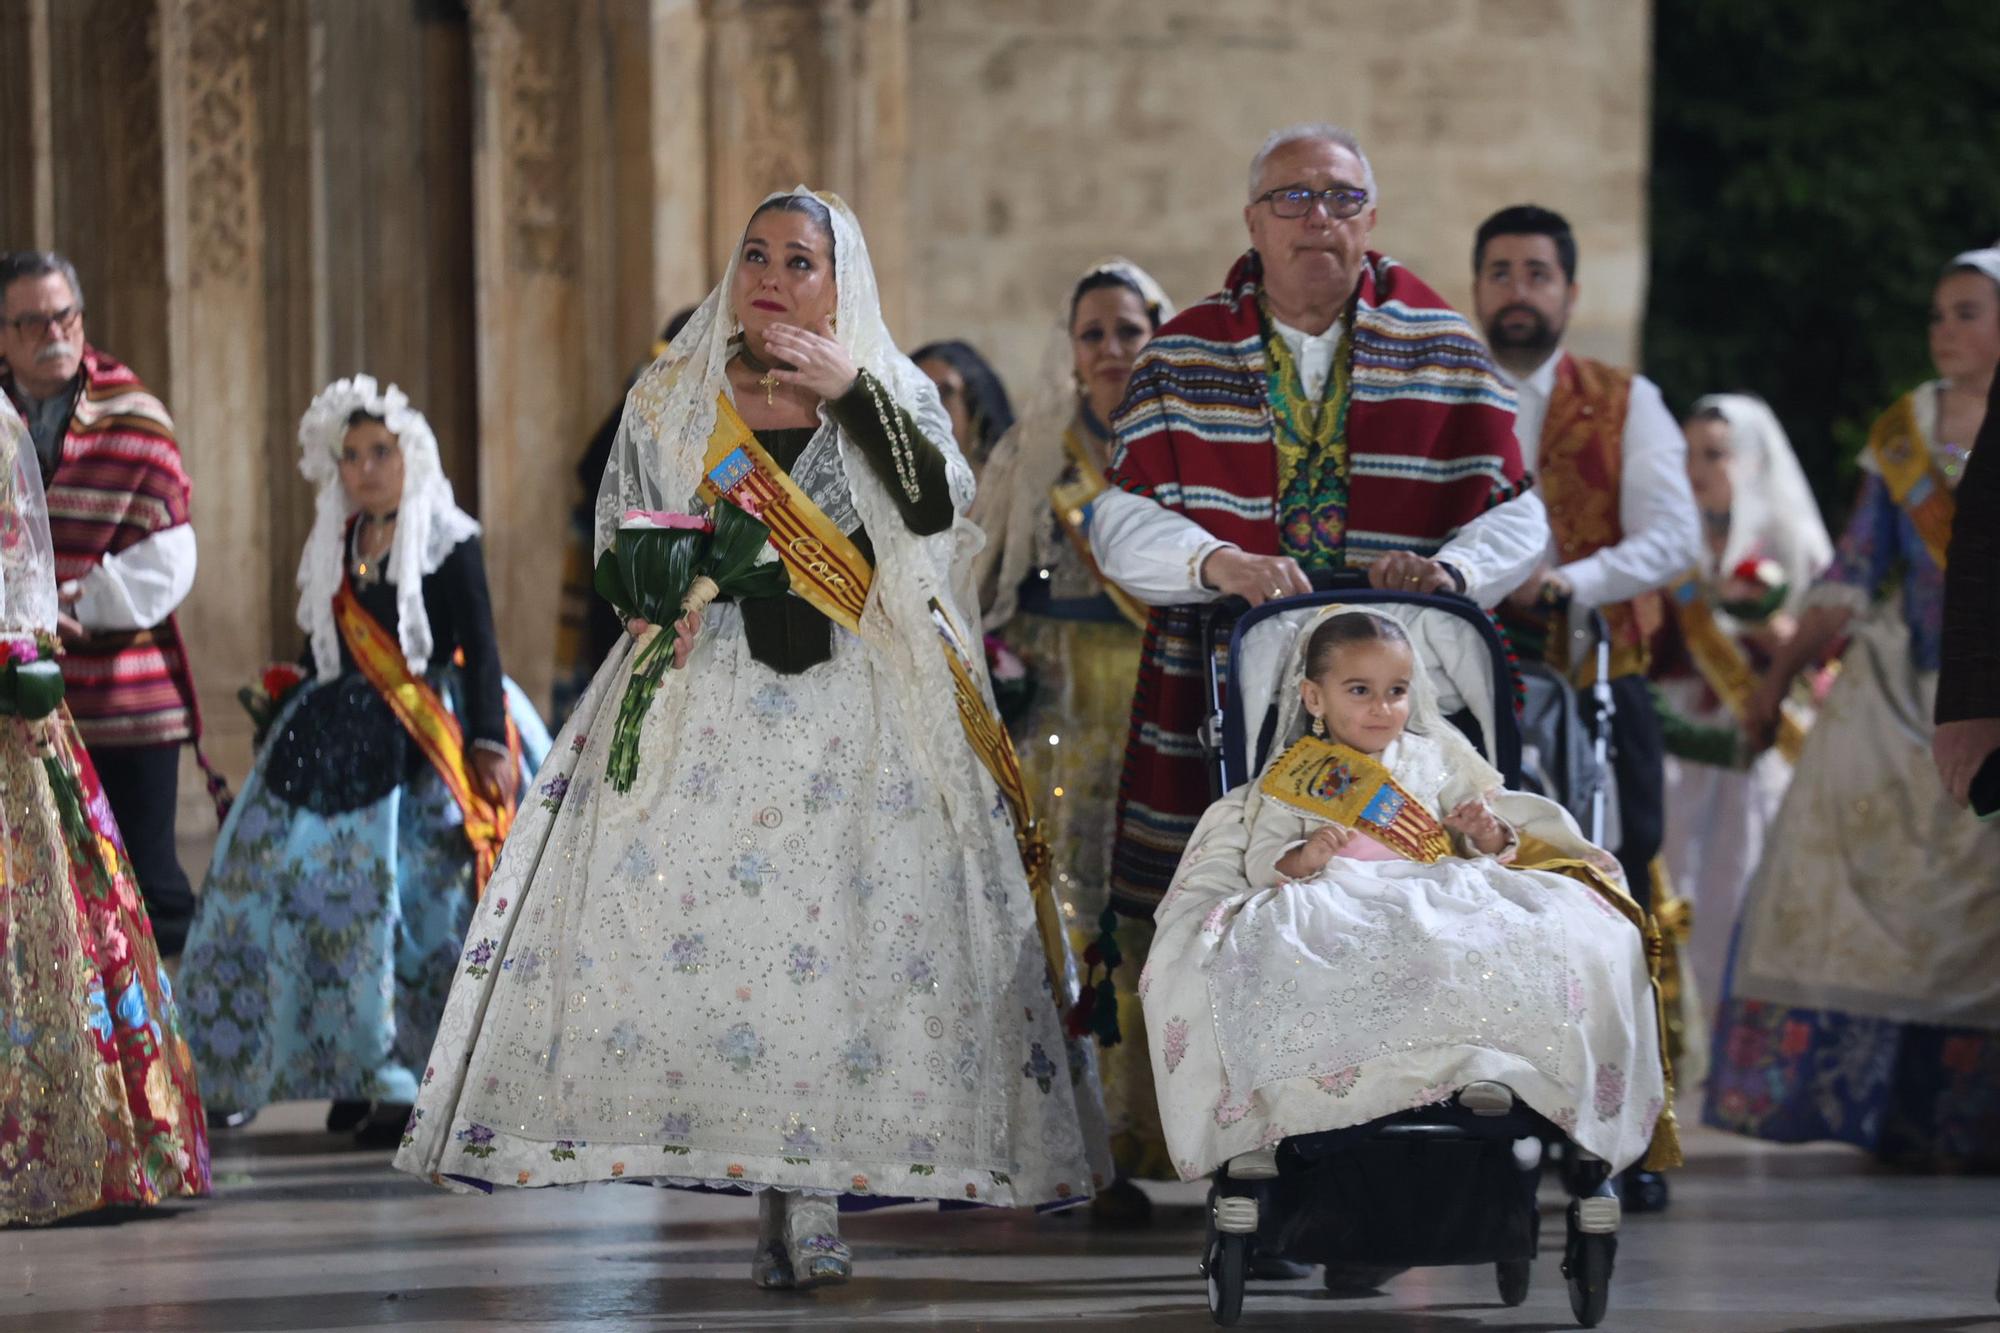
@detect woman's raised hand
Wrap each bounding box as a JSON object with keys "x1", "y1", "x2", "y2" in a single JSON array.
[{"x1": 763, "y1": 316, "x2": 858, "y2": 401}]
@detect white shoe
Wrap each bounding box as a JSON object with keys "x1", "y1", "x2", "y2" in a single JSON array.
[
  {"x1": 1228, "y1": 1146, "x2": 1279, "y2": 1179},
  {"x1": 1458, "y1": 1081, "x2": 1516, "y2": 1116}
]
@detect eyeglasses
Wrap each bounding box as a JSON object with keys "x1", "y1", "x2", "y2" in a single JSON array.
[
  {"x1": 7, "y1": 306, "x2": 82, "y2": 338},
  {"x1": 1254, "y1": 185, "x2": 1370, "y2": 221}
]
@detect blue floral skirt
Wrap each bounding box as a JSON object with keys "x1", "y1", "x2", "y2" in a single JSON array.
[
  {"x1": 1704, "y1": 997, "x2": 2000, "y2": 1168},
  {"x1": 179, "y1": 670, "x2": 550, "y2": 1110}
]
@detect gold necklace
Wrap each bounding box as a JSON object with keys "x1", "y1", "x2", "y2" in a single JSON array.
[{"x1": 739, "y1": 346, "x2": 782, "y2": 407}]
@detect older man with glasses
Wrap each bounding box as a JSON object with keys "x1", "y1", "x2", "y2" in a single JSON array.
[
  {"x1": 0, "y1": 249, "x2": 211, "y2": 959},
  {"x1": 1083, "y1": 123, "x2": 1547, "y2": 1277}
]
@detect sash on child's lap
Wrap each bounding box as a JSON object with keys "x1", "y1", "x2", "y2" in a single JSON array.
[
  {"x1": 1257, "y1": 735, "x2": 1454, "y2": 863},
  {"x1": 333, "y1": 579, "x2": 522, "y2": 897},
  {"x1": 696, "y1": 392, "x2": 1071, "y2": 1011}
]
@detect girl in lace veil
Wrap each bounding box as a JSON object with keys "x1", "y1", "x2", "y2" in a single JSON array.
[
  {"x1": 1141, "y1": 604, "x2": 1673, "y2": 1189},
  {"x1": 1660, "y1": 394, "x2": 1834, "y2": 1013},
  {"x1": 177, "y1": 376, "x2": 551, "y2": 1147},
  {"x1": 0, "y1": 410, "x2": 210, "y2": 1224},
  {"x1": 396, "y1": 188, "x2": 1107, "y2": 1293}
]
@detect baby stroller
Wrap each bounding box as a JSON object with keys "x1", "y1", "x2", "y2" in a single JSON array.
[{"x1": 1192, "y1": 572, "x2": 1623, "y2": 1327}]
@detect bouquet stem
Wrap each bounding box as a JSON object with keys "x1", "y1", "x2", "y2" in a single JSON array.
[{"x1": 603, "y1": 576, "x2": 725, "y2": 793}]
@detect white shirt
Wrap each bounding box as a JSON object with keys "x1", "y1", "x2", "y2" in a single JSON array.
[
  {"x1": 1271, "y1": 315, "x2": 1345, "y2": 401},
  {"x1": 1088, "y1": 484, "x2": 1548, "y2": 610},
  {"x1": 61, "y1": 524, "x2": 198, "y2": 632},
  {"x1": 1501, "y1": 350, "x2": 1700, "y2": 610}
]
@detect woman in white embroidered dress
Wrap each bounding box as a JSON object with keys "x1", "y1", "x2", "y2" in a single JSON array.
[
  {"x1": 395, "y1": 189, "x2": 1105, "y2": 1289},
  {"x1": 1653, "y1": 394, "x2": 1832, "y2": 1018},
  {"x1": 1142, "y1": 609, "x2": 1667, "y2": 1183},
  {"x1": 1707, "y1": 247, "x2": 2000, "y2": 1168}
]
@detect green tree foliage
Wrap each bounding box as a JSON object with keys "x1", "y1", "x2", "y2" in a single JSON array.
[{"x1": 1644, "y1": 0, "x2": 2000, "y2": 518}]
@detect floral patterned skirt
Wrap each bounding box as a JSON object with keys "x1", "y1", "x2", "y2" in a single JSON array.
[
  {"x1": 1705, "y1": 999, "x2": 2000, "y2": 1168},
  {"x1": 1705, "y1": 618, "x2": 2000, "y2": 1167},
  {"x1": 394, "y1": 609, "x2": 1105, "y2": 1207},
  {"x1": 178, "y1": 673, "x2": 549, "y2": 1111},
  {"x1": 0, "y1": 709, "x2": 209, "y2": 1224}
]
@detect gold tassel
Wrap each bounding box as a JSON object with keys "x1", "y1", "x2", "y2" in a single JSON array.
[
  {"x1": 1640, "y1": 911, "x2": 1683, "y2": 1170},
  {"x1": 1644, "y1": 1097, "x2": 1684, "y2": 1171}
]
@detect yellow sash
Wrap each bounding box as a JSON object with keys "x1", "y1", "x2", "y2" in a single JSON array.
[
  {"x1": 333, "y1": 580, "x2": 521, "y2": 897},
  {"x1": 1867, "y1": 393, "x2": 1956, "y2": 569},
  {"x1": 1257, "y1": 736, "x2": 1454, "y2": 863},
  {"x1": 1048, "y1": 428, "x2": 1150, "y2": 631},
  {"x1": 1669, "y1": 575, "x2": 1806, "y2": 764},
  {"x1": 697, "y1": 393, "x2": 1069, "y2": 1003}
]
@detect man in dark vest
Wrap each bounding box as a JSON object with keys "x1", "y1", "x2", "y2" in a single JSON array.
[{"x1": 1472, "y1": 206, "x2": 1699, "y2": 1212}]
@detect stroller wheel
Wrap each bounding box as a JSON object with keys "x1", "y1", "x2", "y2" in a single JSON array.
[
  {"x1": 1561, "y1": 1202, "x2": 1616, "y2": 1328},
  {"x1": 1204, "y1": 1231, "x2": 1247, "y2": 1326},
  {"x1": 1496, "y1": 1258, "x2": 1532, "y2": 1306}
]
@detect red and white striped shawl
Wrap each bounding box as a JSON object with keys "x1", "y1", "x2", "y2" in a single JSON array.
[
  {"x1": 3, "y1": 346, "x2": 198, "y2": 749},
  {"x1": 1102, "y1": 249, "x2": 1526, "y2": 911}
]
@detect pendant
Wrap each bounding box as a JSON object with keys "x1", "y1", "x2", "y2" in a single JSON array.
[{"x1": 759, "y1": 370, "x2": 780, "y2": 406}]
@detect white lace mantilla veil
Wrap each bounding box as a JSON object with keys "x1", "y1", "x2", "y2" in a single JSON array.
[
  {"x1": 969, "y1": 257, "x2": 1174, "y2": 629},
  {"x1": 1259, "y1": 603, "x2": 1504, "y2": 798},
  {"x1": 0, "y1": 411, "x2": 57, "y2": 638},
  {"x1": 599, "y1": 187, "x2": 1007, "y2": 841},
  {"x1": 1690, "y1": 393, "x2": 1834, "y2": 616},
  {"x1": 295, "y1": 375, "x2": 481, "y2": 682}
]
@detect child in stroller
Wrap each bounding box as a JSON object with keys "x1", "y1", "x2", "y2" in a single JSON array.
[{"x1": 1141, "y1": 597, "x2": 1677, "y2": 1326}]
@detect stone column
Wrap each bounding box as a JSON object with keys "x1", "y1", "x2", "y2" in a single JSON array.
[
  {"x1": 705, "y1": 0, "x2": 913, "y2": 325},
  {"x1": 467, "y1": 0, "x2": 589, "y2": 711},
  {"x1": 158, "y1": 0, "x2": 276, "y2": 781}
]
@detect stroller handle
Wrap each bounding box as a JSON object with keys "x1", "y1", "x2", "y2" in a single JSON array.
[{"x1": 1208, "y1": 566, "x2": 1467, "y2": 623}]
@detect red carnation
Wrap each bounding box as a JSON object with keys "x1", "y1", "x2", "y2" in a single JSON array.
[{"x1": 262, "y1": 663, "x2": 306, "y2": 700}]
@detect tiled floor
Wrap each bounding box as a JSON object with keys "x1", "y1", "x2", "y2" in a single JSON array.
[{"x1": 6, "y1": 1106, "x2": 1998, "y2": 1332}]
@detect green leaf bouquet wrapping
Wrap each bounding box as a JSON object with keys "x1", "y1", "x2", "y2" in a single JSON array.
[{"x1": 592, "y1": 499, "x2": 788, "y2": 792}]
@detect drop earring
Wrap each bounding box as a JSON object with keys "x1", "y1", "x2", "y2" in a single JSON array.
[{"x1": 1311, "y1": 714, "x2": 1327, "y2": 739}]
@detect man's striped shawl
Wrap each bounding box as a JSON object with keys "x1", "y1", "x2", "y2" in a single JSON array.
[
  {"x1": 1102, "y1": 249, "x2": 1524, "y2": 911},
  {"x1": 5, "y1": 347, "x2": 199, "y2": 749}
]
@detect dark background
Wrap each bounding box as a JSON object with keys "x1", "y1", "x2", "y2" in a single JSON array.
[{"x1": 1644, "y1": 0, "x2": 2000, "y2": 525}]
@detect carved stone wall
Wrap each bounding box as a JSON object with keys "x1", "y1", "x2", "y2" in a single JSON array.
[
  {"x1": 159, "y1": 0, "x2": 275, "y2": 799},
  {"x1": 0, "y1": 0, "x2": 1652, "y2": 837},
  {"x1": 901, "y1": 0, "x2": 1653, "y2": 392}
]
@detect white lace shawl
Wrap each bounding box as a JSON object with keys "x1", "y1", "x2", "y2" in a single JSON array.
[
  {"x1": 295, "y1": 375, "x2": 480, "y2": 682},
  {"x1": 597, "y1": 187, "x2": 1004, "y2": 842},
  {"x1": 0, "y1": 411, "x2": 56, "y2": 638},
  {"x1": 1688, "y1": 393, "x2": 1834, "y2": 616}
]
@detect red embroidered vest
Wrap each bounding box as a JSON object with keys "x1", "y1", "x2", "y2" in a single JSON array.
[{"x1": 1524, "y1": 353, "x2": 1663, "y2": 680}]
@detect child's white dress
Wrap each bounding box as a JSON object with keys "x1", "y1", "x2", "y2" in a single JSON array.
[{"x1": 1141, "y1": 729, "x2": 1667, "y2": 1180}]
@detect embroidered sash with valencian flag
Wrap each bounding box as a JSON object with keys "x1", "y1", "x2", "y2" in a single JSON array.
[
  {"x1": 1867, "y1": 393, "x2": 1956, "y2": 569},
  {"x1": 333, "y1": 580, "x2": 521, "y2": 896},
  {"x1": 1257, "y1": 735, "x2": 1455, "y2": 863},
  {"x1": 695, "y1": 393, "x2": 1073, "y2": 1007},
  {"x1": 1669, "y1": 576, "x2": 1808, "y2": 763}
]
